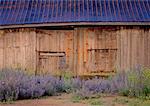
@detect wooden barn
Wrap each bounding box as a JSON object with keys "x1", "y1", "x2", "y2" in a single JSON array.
[{"x1": 0, "y1": 0, "x2": 150, "y2": 76}]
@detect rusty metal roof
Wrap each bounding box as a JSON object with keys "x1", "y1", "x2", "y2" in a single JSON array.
[{"x1": 0, "y1": 0, "x2": 150, "y2": 26}]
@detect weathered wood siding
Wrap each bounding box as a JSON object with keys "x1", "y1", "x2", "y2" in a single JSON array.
[
  {"x1": 117, "y1": 27, "x2": 150, "y2": 71},
  {"x1": 36, "y1": 29, "x2": 74, "y2": 75},
  {"x1": 75, "y1": 27, "x2": 118, "y2": 76},
  {"x1": 0, "y1": 26, "x2": 149, "y2": 76},
  {"x1": 0, "y1": 29, "x2": 37, "y2": 73}
]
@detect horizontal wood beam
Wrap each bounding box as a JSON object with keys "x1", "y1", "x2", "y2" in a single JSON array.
[
  {"x1": 40, "y1": 52, "x2": 65, "y2": 57},
  {"x1": 0, "y1": 22, "x2": 150, "y2": 29}
]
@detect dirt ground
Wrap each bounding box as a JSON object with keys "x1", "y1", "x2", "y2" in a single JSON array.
[
  {"x1": 0, "y1": 94, "x2": 87, "y2": 106},
  {"x1": 0, "y1": 94, "x2": 149, "y2": 106}
]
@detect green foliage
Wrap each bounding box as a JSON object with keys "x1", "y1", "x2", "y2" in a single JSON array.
[
  {"x1": 117, "y1": 67, "x2": 150, "y2": 98},
  {"x1": 62, "y1": 80, "x2": 73, "y2": 93},
  {"x1": 60, "y1": 71, "x2": 74, "y2": 93},
  {"x1": 88, "y1": 98, "x2": 103, "y2": 106},
  {"x1": 60, "y1": 71, "x2": 73, "y2": 80},
  {"x1": 71, "y1": 95, "x2": 82, "y2": 103},
  {"x1": 113, "y1": 97, "x2": 150, "y2": 106},
  {"x1": 72, "y1": 95, "x2": 103, "y2": 106},
  {"x1": 113, "y1": 97, "x2": 146, "y2": 106},
  {"x1": 113, "y1": 97, "x2": 129, "y2": 105},
  {"x1": 119, "y1": 89, "x2": 130, "y2": 96},
  {"x1": 142, "y1": 68, "x2": 150, "y2": 96}
]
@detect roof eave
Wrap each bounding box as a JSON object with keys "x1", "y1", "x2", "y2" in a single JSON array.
[{"x1": 0, "y1": 22, "x2": 150, "y2": 29}]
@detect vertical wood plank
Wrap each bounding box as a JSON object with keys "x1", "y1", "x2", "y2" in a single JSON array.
[
  {"x1": 116, "y1": 27, "x2": 121, "y2": 71},
  {"x1": 148, "y1": 29, "x2": 150, "y2": 68},
  {"x1": 73, "y1": 29, "x2": 78, "y2": 76}
]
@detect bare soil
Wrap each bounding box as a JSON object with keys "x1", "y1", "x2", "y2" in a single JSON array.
[
  {"x1": 0, "y1": 94, "x2": 87, "y2": 106},
  {"x1": 0, "y1": 94, "x2": 147, "y2": 106}
]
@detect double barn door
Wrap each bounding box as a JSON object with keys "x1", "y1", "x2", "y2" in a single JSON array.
[{"x1": 36, "y1": 28, "x2": 117, "y2": 76}]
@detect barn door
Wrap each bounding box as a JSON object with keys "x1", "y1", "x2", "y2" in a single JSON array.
[
  {"x1": 36, "y1": 30, "x2": 74, "y2": 75},
  {"x1": 83, "y1": 28, "x2": 117, "y2": 75}
]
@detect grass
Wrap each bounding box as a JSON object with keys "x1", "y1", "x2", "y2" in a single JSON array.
[
  {"x1": 88, "y1": 98, "x2": 103, "y2": 106},
  {"x1": 71, "y1": 94, "x2": 150, "y2": 106},
  {"x1": 113, "y1": 97, "x2": 130, "y2": 104},
  {"x1": 0, "y1": 100, "x2": 15, "y2": 104},
  {"x1": 71, "y1": 95, "x2": 81, "y2": 103},
  {"x1": 71, "y1": 96, "x2": 103, "y2": 106},
  {"x1": 113, "y1": 96, "x2": 150, "y2": 106}
]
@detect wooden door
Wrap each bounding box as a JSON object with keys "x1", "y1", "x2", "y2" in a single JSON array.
[
  {"x1": 77, "y1": 28, "x2": 118, "y2": 76},
  {"x1": 36, "y1": 30, "x2": 74, "y2": 75}
]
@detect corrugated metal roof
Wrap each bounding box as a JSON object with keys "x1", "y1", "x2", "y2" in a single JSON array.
[{"x1": 0, "y1": 0, "x2": 150, "y2": 26}]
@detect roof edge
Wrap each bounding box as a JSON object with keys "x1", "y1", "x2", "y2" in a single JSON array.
[{"x1": 0, "y1": 22, "x2": 150, "y2": 29}]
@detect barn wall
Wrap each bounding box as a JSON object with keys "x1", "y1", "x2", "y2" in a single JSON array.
[
  {"x1": 75, "y1": 27, "x2": 150, "y2": 75},
  {"x1": 0, "y1": 29, "x2": 37, "y2": 73},
  {"x1": 0, "y1": 26, "x2": 149, "y2": 76},
  {"x1": 117, "y1": 27, "x2": 150, "y2": 71}
]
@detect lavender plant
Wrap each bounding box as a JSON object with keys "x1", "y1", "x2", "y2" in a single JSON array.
[
  {"x1": 0, "y1": 69, "x2": 66, "y2": 101},
  {"x1": 0, "y1": 66, "x2": 150, "y2": 102},
  {"x1": 73, "y1": 66, "x2": 150, "y2": 99}
]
